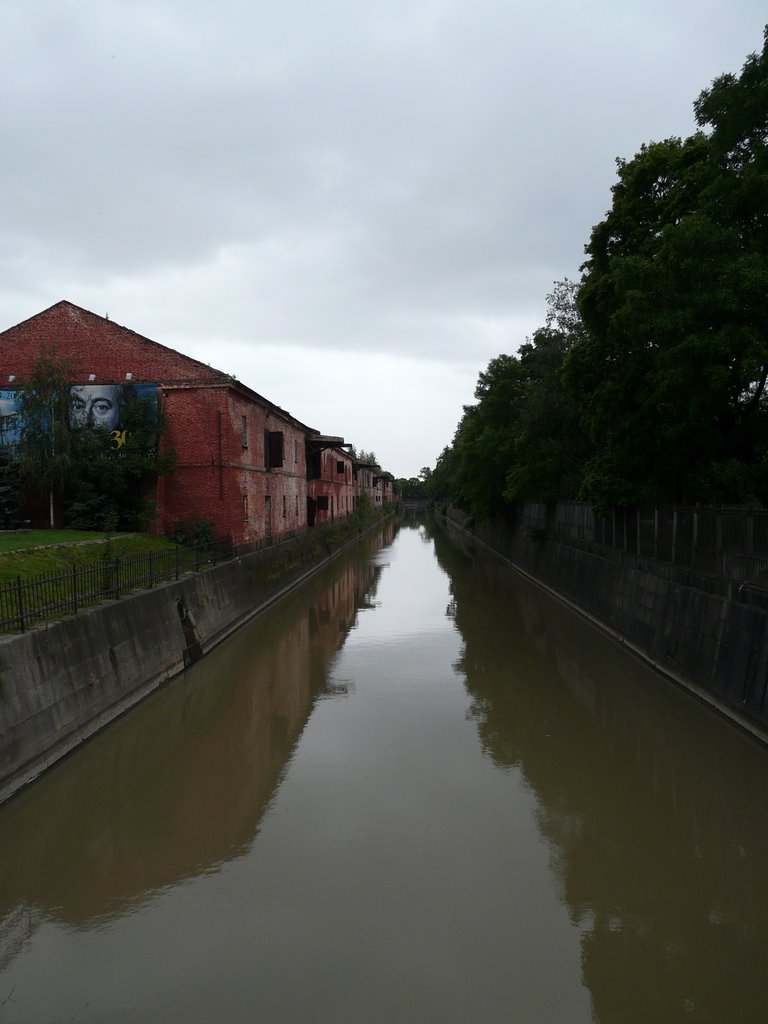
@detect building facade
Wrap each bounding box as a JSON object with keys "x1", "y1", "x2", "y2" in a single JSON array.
[
  {"x1": 306, "y1": 436, "x2": 355, "y2": 526},
  {"x1": 0, "y1": 301, "x2": 316, "y2": 545}
]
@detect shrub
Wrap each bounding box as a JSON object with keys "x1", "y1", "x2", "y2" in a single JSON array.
[{"x1": 172, "y1": 517, "x2": 215, "y2": 547}]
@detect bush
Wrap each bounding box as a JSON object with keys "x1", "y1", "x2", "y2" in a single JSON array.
[
  {"x1": 65, "y1": 496, "x2": 119, "y2": 532},
  {"x1": 171, "y1": 517, "x2": 215, "y2": 547}
]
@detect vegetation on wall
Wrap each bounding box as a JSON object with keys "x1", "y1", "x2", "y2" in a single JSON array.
[{"x1": 428, "y1": 27, "x2": 768, "y2": 515}]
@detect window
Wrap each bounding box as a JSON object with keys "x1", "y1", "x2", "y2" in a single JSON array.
[
  {"x1": 282, "y1": 495, "x2": 287, "y2": 518},
  {"x1": 241, "y1": 415, "x2": 248, "y2": 448},
  {"x1": 266, "y1": 430, "x2": 284, "y2": 468},
  {"x1": 316, "y1": 495, "x2": 329, "y2": 510},
  {"x1": 243, "y1": 494, "x2": 249, "y2": 522},
  {"x1": 295, "y1": 495, "x2": 298, "y2": 516},
  {"x1": 307, "y1": 450, "x2": 322, "y2": 480},
  {"x1": 294, "y1": 438, "x2": 298, "y2": 464},
  {"x1": 336, "y1": 460, "x2": 345, "y2": 474}
]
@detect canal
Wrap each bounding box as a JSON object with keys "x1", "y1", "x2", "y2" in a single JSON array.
[{"x1": 1, "y1": 517, "x2": 767, "y2": 1023}]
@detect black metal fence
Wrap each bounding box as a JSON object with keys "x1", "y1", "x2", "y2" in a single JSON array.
[
  {"x1": 0, "y1": 538, "x2": 234, "y2": 633},
  {"x1": 522, "y1": 502, "x2": 768, "y2": 587}
]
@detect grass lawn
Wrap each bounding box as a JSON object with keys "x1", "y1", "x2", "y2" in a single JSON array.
[
  {"x1": 0, "y1": 531, "x2": 179, "y2": 586},
  {"x1": 0, "y1": 530, "x2": 108, "y2": 553}
]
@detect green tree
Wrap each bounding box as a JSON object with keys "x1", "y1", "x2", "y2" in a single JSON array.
[
  {"x1": 356, "y1": 449, "x2": 380, "y2": 468},
  {"x1": 65, "y1": 394, "x2": 176, "y2": 530},
  {"x1": 566, "y1": 28, "x2": 768, "y2": 507},
  {"x1": 15, "y1": 349, "x2": 175, "y2": 530},
  {"x1": 15, "y1": 348, "x2": 78, "y2": 526},
  {"x1": 447, "y1": 353, "x2": 526, "y2": 518},
  {"x1": 395, "y1": 476, "x2": 427, "y2": 499},
  {"x1": 504, "y1": 281, "x2": 590, "y2": 502},
  {"x1": 426, "y1": 444, "x2": 459, "y2": 504}
]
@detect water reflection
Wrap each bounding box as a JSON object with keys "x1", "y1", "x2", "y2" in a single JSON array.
[
  {"x1": 430, "y1": 519, "x2": 768, "y2": 1023},
  {"x1": 3, "y1": 515, "x2": 767, "y2": 1022},
  {"x1": 0, "y1": 523, "x2": 396, "y2": 961}
]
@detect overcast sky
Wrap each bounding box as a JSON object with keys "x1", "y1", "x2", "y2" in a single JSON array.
[{"x1": 0, "y1": 2, "x2": 764, "y2": 477}]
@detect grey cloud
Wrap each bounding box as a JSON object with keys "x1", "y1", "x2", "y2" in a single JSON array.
[{"x1": 0, "y1": 0, "x2": 765, "y2": 361}]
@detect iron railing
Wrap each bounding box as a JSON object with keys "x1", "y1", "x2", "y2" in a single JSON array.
[
  {"x1": 522, "y1": 502, "x2": 768, "y2": 587},
  {"x1": 0, "y1": 538, "x2": 233, "y2": 633}
]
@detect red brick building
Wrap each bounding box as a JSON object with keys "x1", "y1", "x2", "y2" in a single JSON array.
[
  {"x1": 352, "y1": 459, "x2": 376, "y2": 510},
  {"x1": 0, "y1": 301, "x2": 314, "y2": 545},
  {"x1": 306, "y1": 436, "x2": 355, "y2": 526}
]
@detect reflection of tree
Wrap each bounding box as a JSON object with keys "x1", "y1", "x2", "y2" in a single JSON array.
[
  {"x1": 0, "y1": 525, "x2": 393, "y2": 939},
  {"x1": 431, "y1": 521, "x2": 768, "y2": 1023}
]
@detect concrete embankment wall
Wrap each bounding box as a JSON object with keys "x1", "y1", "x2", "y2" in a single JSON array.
[
  {"x1": 447, "y1": 509, "x2": 768, "y2": 744},
  {"x1": 0, "y1": 519, "x2": 386, "y2": 804}
]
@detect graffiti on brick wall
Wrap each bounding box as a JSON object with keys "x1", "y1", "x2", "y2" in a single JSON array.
[
  {"x1": 0, "y1": 390, "x2": 22, "y2": 449},
  {"x1": 0, "y1": 383, "x2": 158, "y2": 453},
  {"x1": 69, "y1": 383, "x2": 157, "y2": 450}
]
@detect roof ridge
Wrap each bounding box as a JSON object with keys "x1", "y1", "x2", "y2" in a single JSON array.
[{"x1": 4, "y1": 300, "x2": 231, "y2": 381}]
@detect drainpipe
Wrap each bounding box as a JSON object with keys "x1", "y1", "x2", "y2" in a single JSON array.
[{"x1": 217, "y1": 410, "x2": 224, "y2": 499}]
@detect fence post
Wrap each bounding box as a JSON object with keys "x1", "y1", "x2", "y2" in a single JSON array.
[
  {"x1": 653, "y1": 508, "x2": 659, "y2": 560},
  {"x1": 716, "y1": 512, "x2": 723, "y2": 578},
  {"x1": 746, "y1": 511, "x2": 754, "y2": 581},
  {"x1": 175, "y1": 545, "x2": 180, "y2": 581},
  {"x1": 148, "y1": 549, "x2": 154, "y2": 588},
  {"x1": 195, "y1": 545, "x2": 200, "y2": 573},
  {"x1": 15, "y1": 575, "x2": 24, "y2": 633},
  {"x1": 692, "y1": 510, "x2": 698, "y2": 571},
  {"x1": 72, "y1": 563, "x2": 78, "y2": 614},
  {"x1": 671, "y1": 509, "x2": 678, "y2": 565},
  {"x1": 114, "y1": 557, "x2": 120, "y2": 599}
]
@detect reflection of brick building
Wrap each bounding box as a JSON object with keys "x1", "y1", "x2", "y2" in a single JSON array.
[{"x1": 0, "y1": 302, "x2": 314, "y2": 544}]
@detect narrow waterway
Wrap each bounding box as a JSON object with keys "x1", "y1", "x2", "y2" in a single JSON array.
[{"x1": 1, "y1": 518, "x2": 768, "y2": 1023}]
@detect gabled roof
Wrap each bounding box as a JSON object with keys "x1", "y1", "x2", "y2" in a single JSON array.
[
  {"x1": 0, "y1": 300, "x2": 230, "y2": 384},
  {"x1": 0, "y1": 300, "x2": 319, "y2": 432}
]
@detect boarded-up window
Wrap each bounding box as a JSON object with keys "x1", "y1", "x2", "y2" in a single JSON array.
[{"x1": 266, "y1": 430, "x2": 284, "y2": 468}]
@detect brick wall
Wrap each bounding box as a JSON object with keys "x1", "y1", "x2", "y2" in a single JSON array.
[
  {"x1": 0, "y1": 302, "x2": 311, "y2": 545},
  {"x1": 309, "y1": 447, "x2": 355, "y2": 524},
  {"x1": 0, "y1": 301, "x2": 225, "y2": 384}
]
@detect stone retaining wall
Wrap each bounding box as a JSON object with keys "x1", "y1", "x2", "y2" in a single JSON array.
[
  {"x1": 0, "y1": 519, "x2": 383, "y2": 804},
  {"x1": 447, "y1": 509, "x2": 768, "y2": 744}
]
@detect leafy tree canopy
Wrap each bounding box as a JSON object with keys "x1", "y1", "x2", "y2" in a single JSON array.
[
  {"x1": 566, "y1": 27, "x2": 768, "y2": 508},
  {"x1": 14, "y1": 349, "x2": 175, "y2": 530}
]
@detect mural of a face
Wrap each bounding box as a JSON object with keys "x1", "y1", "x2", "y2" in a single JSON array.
[{"x1": 70, "y1": 385, "x2": 121, "y2": 430}]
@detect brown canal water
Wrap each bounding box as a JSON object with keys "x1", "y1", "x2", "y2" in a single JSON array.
[{"x1": 1, "y1": 517, "x2": 768, "y2": 1023}]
